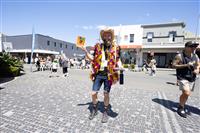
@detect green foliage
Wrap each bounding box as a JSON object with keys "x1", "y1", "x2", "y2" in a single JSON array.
[
  {"x1": 123, "y1": 64, "x2": 129, "y2": 68},
  {"x1": 130, "y1": 64, "x2": 135, "y2": 69},
  {"x1": 0, "y1": 52, "x2": 23, "y2": 77},
  {"x1": 123, "y1": 64, "x2": 135, "y2": 69}
]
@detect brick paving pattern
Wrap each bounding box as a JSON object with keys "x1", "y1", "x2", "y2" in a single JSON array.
[{"x1": 0, "y1": 65, "x2": 199, "y2": 132}]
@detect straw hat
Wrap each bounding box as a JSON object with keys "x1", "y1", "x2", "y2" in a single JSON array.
[{"x1": 100, "y1": 29, "x2": 114, "y2": 41}]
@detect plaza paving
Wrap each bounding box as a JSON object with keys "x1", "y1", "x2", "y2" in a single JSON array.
[{"x1": 0, "y1": 65, "x2": 199, "y2": 133}]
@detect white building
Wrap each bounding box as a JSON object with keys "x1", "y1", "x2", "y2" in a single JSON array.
[
  {"x1": 109, "y1": 22, "x2": 198, "y2": 68},
  {"x1": 110, "y1": 25, "x2": 143, "y2": 67}
]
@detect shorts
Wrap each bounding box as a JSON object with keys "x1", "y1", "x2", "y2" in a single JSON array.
[
  {"x1": 92, "y1": 74, "x2": 111, "y2": 93},
  {"x1": 179, "y1": 79, "x2": 195, "y2": 91}
]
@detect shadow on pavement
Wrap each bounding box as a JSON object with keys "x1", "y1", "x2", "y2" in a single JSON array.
[
  {"x1": 77, "y1": 101, "x2": 118, "y2": 118},
  {"x1": 152, "y1": 98, "x2": 200, "y2": 116},
  {"x1": 18, "y1": 72, "x2": 26, "y2": 76},
  {"x1": 0, "y1": 72, "x2": 26, "y2": 89},
  {"x1": 0, "y1": 77, "x2": 14, "y2": 84},
  {"x1": 32, "y1": 70, "x2": 40, "y2": 72},
  {"x1": 166, "y1": 82, "x2": 177, "y2": 86},
  {"x1": 0, "y1": 86, "x2": 5, "y2": 90}
]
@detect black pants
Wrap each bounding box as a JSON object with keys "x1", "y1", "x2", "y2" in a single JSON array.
[
  {"x1": 63, "y1": 67, "x2": 68, "y2": 74},
  {"x1": 52, "y1": 69, "x2": 57, "y2": 72}
]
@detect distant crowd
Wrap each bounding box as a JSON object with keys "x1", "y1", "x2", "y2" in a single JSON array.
[{"x1": 33, "y1": 55, "x2": 91, "y2": 72}]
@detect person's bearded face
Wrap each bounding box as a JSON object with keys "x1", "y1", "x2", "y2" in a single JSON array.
[{"x1": 102, "y1": 32, "x2": 112, "y2": 46}]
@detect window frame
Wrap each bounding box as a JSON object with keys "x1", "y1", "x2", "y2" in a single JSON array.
[
  {"x1": 47, "y1": 40, "x2": 50, "y2": 46},
  {"x1": 168, "y1": 31, "x2": 177, "y2": 43},
  {"x1": 147, "y1": 32, "x2": 154, "y2": 42},
  {"x1": 129, "y1": 34, "x2": 134, "y2": 43}
]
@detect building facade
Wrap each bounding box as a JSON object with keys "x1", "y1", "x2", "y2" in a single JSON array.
[
  {"x1": 109, "y1": 22, "x2": 197, "y2": 68},
  {"x1": 141, "y1": 22, "x2": 185, "y2": 67},
  {"x1": 111, "y1": 25, "x2": 143, "y2": 67},
  {"x1": 1, "y1": 34, "x2": 84, "y2": 63}
]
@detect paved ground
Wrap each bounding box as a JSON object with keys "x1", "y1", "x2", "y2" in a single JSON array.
[{"x1": 0, "y1": 65, "x2": 199, "y2": 133}]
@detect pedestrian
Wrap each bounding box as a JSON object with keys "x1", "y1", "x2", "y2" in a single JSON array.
[
  {"x1": 80, "y1": 29, "x2": 122, "y2": 123},
  {"x1": 49, "y1": 58, "x2": 59, "y2": 78},
  {"x1": 59, "y1": 57, "x2": 62, "y2": 67},
  {"x1": 172, "y1": 41, "x2": 199, "y2": 118},
  {"x1": 81, "y1": 58, "x2": 86, "y2": 69},
  {"x1": 35, "y1": 57, "x2": 40, "y2": 71},
  {"x1": 62, "y1": 57, "x2": 69, "y2": 77},
  {"x1": 40, "y1": 58, "x2": 46, "y2": 71},
  {"x1": 149, "y1": 56, "x2": 157, "y2": 76},
  {"x1": 142, "y1": 59, "x2": 149, "y2": 72},
  {"x1": 25, "y1": 56, "x2": 28, "y2": 64}
]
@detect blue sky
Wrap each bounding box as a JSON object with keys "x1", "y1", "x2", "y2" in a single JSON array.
[{"x1": 1, "y1": 0, "x2": 199, "y2": 46}]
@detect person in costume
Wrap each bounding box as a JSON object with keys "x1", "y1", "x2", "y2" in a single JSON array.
[{"x1": 80, "y1": 29, "x2": 122, "y2": 123}]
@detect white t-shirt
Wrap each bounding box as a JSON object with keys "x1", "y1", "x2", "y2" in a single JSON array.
[
  {"x1": 52, "y1": 61, "x2": 58, "y2": 69},
  {"x1": 35, "y1": 58, "x2": 38, "y2": 63}
]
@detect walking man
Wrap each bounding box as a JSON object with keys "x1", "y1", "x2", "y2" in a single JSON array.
[
  {"x1": 62, "y1": 57, "x2": 69, "y2": 77},
  {"x1": 172, "y1": 41, "x2": 199, "y2": 118},
  {"x1": 80, "y1": 29, "x2": 122, "y2": 123},
  {"x1": 142, "y1": 59, "x2": 149, "y2": 72},
  {"x1": 149, "y1": 56, "x2": 157, "y2": 76}
]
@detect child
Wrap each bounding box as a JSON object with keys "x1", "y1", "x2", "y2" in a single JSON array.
[{"x1": 49, "y1": 59, "x2": 59, "y2": 77}]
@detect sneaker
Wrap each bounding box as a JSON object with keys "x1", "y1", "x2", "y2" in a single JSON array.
[
  {"x1": 101, "y1": 111, "x2": 108, "y2": 123},
  {"x1": 177, "y1": 106, "x2": 187, "y2": 118},
  {"x1": 89, "y1": 109, "x2": 98, "y2": 120},
  {"x1": 185, "y1": 108, "x2": 191, "y2": 116}
]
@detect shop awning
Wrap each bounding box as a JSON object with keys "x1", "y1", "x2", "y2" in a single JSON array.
[
  {"x1": 10, "y1": 49, "x2": 59, "y2": 55},
  {"x1": 120, "y1": 45, "x2": 142, "y2": 49}
]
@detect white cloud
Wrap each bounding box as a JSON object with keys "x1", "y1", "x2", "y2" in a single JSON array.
[
  {"x1": 75, "y1": 25, "x2": 109, "y2": 30},
  {"x1": 82, "y1": 26, "x2": 89, "y2": 30},
  {"x1": 96, "y1": 25, "x2": 108, "y2": 30},
  {"x1": 82, "y1": 25, "x2": 93, "y2": 30},
  {"x1": 88, "y1": 26, "x2": 93, "y2": 29},
  {"x1": 146, "y1": 13, "x2": 150, "y2": 17}
]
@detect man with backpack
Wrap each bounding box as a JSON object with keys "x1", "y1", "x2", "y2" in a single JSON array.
[{"x1": 172, "y1": 41, "x2": 199, "y2": 118}]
